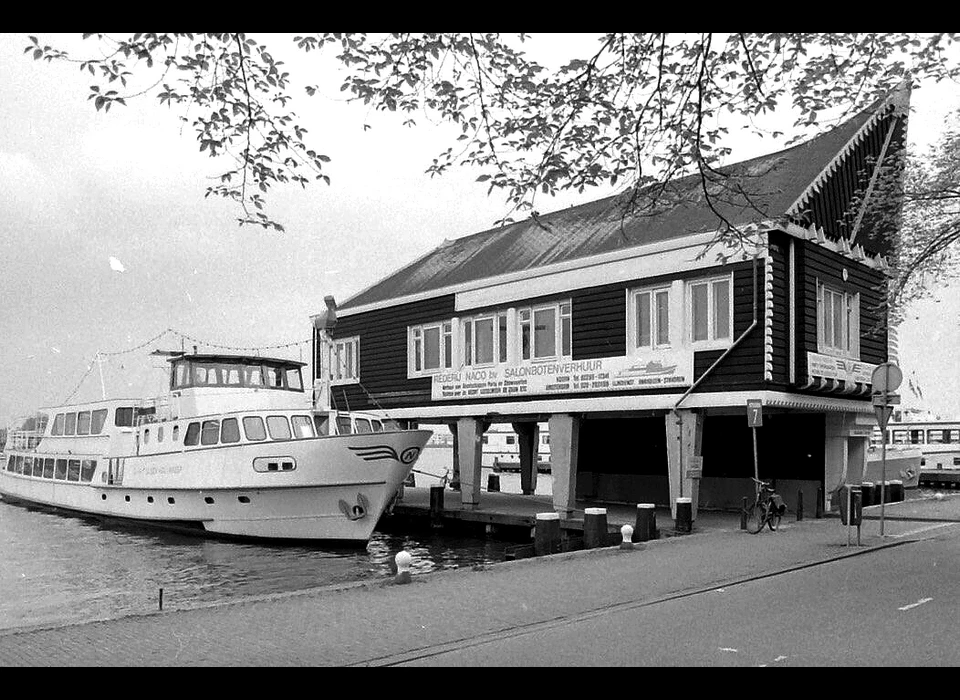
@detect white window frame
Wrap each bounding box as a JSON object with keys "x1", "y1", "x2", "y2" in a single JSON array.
[
  {"x1": 627, "y1": 285, "x2": 671, "y2": 352},
  {"x1": 409, "y1": 321, "x2": 454, "y2": 377},
  {"x1": 329, "y1": 336, "x2": 360, "y2": 385},
  {"x1": 518, "y1": 300, "x2": 572, "y2": 362},
  {"x1": 688, "y1": 274, "x2": 734, "y2": 349},
  {"x1": 462, "y1": 312, "x2": 508, "y2": 367},
  {"x1": 816, "y1": 279, "x2": 860, "y2": 359}
]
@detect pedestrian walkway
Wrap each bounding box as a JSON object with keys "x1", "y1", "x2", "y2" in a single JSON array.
[{"x1": 2, "y1": 492, "x2": 958, "y2": 666}]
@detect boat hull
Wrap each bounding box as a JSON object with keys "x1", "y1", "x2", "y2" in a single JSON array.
[
  {"x1": 865, "y1": 448, "x2": 922, "y2": 489},
  {"x1": 0, "y1": 430, "x2": 431, "y2": 542}
]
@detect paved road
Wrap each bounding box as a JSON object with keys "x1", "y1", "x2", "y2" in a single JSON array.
[
  {"x1": 2, "y1": 495, "x2": 958, "y2": 666},
  {"x1": 395, "y1": 523, "x2": 960, "y2": 666}
]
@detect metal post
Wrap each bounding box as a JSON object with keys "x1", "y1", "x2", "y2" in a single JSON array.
[
  {"x1": 846, "y1": 486, "x2": 852, "y2": 547},
  {"x1": 752, "y1": 426, "x2": 759, "y2": 496},
  {"x1": 880, "y1": 427, "x2": 887, "y2": 537}
]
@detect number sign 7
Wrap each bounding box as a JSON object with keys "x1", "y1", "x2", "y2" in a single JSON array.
[{"x1": 747, "y1": 399, "x2": 763, "y2": 428}]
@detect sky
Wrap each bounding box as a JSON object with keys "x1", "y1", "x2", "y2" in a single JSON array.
[{"x1": 1, "y1": 33, "x2": 959, "y2": 425}]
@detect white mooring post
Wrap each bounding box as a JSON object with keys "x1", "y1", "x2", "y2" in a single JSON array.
[{"x1": 395, "y1": 551, "x2": 412, "y2": 584}]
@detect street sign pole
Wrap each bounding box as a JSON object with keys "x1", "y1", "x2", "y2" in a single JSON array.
[
  {"x1": 871, "y1": 361, "x2": 902, "y2": 539},
  {"x1": 747, "y1": 400, "x2": 763, "y2": 496}
]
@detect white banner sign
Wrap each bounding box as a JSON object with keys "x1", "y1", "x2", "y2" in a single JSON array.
[
  {"x1": 806, "y1": 352, "x2": 877, "y2": 384},
  {"x1": 431, "y1": 352, "x2": 693, "y2": 401}
]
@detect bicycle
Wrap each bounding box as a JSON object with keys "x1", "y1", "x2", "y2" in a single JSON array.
[{"x1": 745, "y1": 478, "x2": 786, "y2": 534}]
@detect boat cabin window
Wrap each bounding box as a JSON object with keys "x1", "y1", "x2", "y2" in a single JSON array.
[
  {"x1": 76, "y1": 411, "x2": 91, "y2": 435},
  {"x1": 157, "y1": 426, "x2": 164, "y2": 443},
  {"x1": 43, "y1": 458, "x2": 55, "y2": 479},
  {"x1": 115, "y1": 407, "x2": 135, "y2": 427},
  {"x1": 372, "y1": 420, "x2": 383, "y2": 433},
  {"x1": 201, "y1": 420, "x2": 220, "y2": 446},
  {"x1": 286, "y1": 368, "x2": 303, "y2": 391},
  {"x1": 336, "y1": 416, "x2": 352, "y2": 434},
  {"x1": 184, "y1": 422, "x2": 201, "y2": 446},
  {"x1": 173, "y1": 425, "x2": 180, "y2": 442},
  {"x1": 355, "y1": 418, "x2": 372, "y2": 434},
  {"x1": 52, "y1": 414, "x2": 65, "y2": 435},
  {"x1": 81, "y1": 460, "x2": 97, "y2": 482},
  {"x1": 291, "y1": 415, "x2": 315, "y2": 438},
  {"x1": 267, "y1": 416, "x2": 291, "y2": 440},
  {"x1": 243, "y1": 416, "x2": 266, "y2": 441},
  {"x1": 143, "y1": 429, "x2": 150, "y2": 444},
  {"x1": 32, "y1": 458, "x2": 43, "y2": 477},
  {"x1": 381, "y1": 419, "x2": 400, "y2": 431},
  {"x1": 55, "y1": 459, "x2": 67, "y2": 480},
  {"x1": 221, "y1": 418, "x2": 241, "y2": 443},
  {"x1": 91, "y1": 409, "x2": 108, "y2": 434},
  {"x1": 314, "y1": 415, "x2": 329, "y2": 436},
  {"x1": 170, "y1": 359, "x2": 304, "y2": 392},
  {"x1": 64, "y1": 413, "x2": 77, "y2": 436},
  {"x1": 67, "y1": 460, "x2": 81, "y2": 482}
]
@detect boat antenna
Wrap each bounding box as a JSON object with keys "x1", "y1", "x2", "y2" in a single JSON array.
[{"x1": 96, "y1": 352, "x2": 106, "y2": 400}]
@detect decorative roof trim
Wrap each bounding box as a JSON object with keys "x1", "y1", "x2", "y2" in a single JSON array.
[{"x1": 785, "y1": 106, "x2": 890, "y2": 220}]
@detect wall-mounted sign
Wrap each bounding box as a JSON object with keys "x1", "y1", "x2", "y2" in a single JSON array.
[
  {"x1": 806, "y1": 352, "x2": 877, "y2": 385},
  {"x1": 431, "y1": 351, "x2": 693, "y2": 401}
]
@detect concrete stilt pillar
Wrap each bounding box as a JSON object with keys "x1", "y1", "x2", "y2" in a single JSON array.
[
  {"x1": 824, "y1": 413, "x2": 849, "y2": 512},
  {"x1": 456, "y1": 417, "x2": 486, "y2": 508},
  {"x1": 549, "y1": 414, "x2": 580, "y2": 517},
  {"x1": 665, "y1": 409, "x2": 703, "y2": 521},
  {"x1": 512, "y1": 421, "x2": 539, "y2": 495},
  {"x1": 448, "y1": 423, "x2": 460, "y2": 491}
]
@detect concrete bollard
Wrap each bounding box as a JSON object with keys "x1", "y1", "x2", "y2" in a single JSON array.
[
  {"x1": 583, "y1": 507, "x2": 607, "y2": 548},
  {"x1": 487, "y1": 473, "x2": 500, "y2": 492},
  {"x1": 675, "y1": 497, "x2": 692, "y2": 534},
  {"x1": 534, "y1": 512, "x2": 561, "y2": 556},
  {"x1": 861, "y1": 481, "x2": 875, "y2": 507},
  {"x1": 429, "y1": 485, "x2": 445, "y2": 529},
  {"x1": 796, "y1": 489, "x2": 804, "y2": 521},
  {"x1": 620, "y1": 524, "x2": 634, "y2": 550},
  {"x1": 890, "y1": 480, "x2": 904, "y2": 502},
  {"x1": 395, "y1": 551, "x2": 412, "y2": 584},
  {"x1": 635, "y1": 503, "x2": 656, "y2": 542}
]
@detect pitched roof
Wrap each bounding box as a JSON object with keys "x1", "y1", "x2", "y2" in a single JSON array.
[{"x1": 340, "y1": 103, "x2": 889, "y2": 312}]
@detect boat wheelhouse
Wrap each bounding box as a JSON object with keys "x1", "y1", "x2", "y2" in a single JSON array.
[{"x1": 1, "y1": 352, "x2": 431, "y2": 542}]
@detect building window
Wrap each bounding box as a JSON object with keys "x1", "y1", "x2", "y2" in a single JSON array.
[
  {"x1": 410, "y1": 321, "x2": 453, "y2": 376},
  {"x1": 689, "y1": 276, "x2": 732, "y2": 345},
  {"x1": 329, "y1": 336, "x2": 360, "y2": 384},
  {"x1": 817, "y1": 280, "x2": 860, "y2": 358},
  {"x1": 629, "y1": 286, "x2": 671, "y2": 350},
  {"x1": 519, "y1": 302, "x2": 571, "y2": 361},
  {"x1": 463, "y1": 312, "x2": 507, "y2": 367}
]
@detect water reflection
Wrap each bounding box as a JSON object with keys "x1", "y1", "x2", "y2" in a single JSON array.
[{"x1": 0, "y1": 498, "x2": 508, "y2": 632}]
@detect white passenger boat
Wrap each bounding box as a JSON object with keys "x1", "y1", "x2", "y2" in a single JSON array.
[{"x1": 0, "y1": 352, "x2": 431, "y2": 543}]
